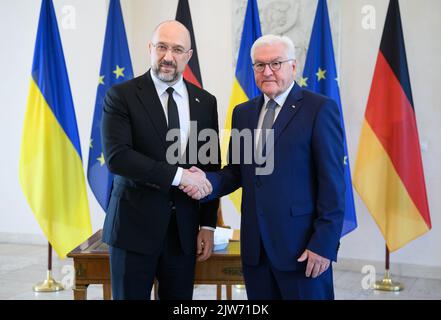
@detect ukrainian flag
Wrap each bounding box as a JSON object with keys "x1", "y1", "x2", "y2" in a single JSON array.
[
  {"x1": 19, "y1": 0, "x2": 91, "y2": 258},
  {"x1": 222, "y1": 0, "x2": 262, "y2": 212}
]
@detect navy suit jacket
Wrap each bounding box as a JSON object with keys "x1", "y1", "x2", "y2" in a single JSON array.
[{"x1": 206, "y1": 83, "x2": 345, "y2": 271}]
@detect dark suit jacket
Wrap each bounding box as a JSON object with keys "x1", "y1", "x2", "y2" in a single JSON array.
[
  {"x1": 206, "y1": 83, "x2": 345, "y2": 271},
  {"x1": 101, "y1": 70, "x2": 220, "y2": 255}
]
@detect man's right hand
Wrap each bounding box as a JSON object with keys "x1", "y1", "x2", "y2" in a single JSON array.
[{"x1": 180, "y1": 166, "x2": 212, "y2": 200}]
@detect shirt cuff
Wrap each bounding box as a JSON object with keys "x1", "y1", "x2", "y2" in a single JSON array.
[
  {"x1": 201, "y1": 226, "x2": 216, "y2": 232},
  {"x1": 171, "y1": 167, "x2": 183, "y2": 186}
]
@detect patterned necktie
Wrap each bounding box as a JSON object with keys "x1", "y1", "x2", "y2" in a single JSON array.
[{"x1": 257, "y1": 99, "x2": 277, "y2": 160}]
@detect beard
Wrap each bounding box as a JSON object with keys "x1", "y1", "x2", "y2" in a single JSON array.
[{"x1": 152, "y1": 60, "x2": 180, "y2": 83}]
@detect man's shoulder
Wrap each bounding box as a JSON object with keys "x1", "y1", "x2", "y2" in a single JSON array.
[
  {"x1": 108, "y1": 73, "x2": 146, "y2": 95},
  {"x1": 234, "y1": 96, "x2": 261, "y2": 114},
  {"x1": 297, "y1": 87, "x2": 339, "y2": 115},
  {"x1": 300, "y1": 87, "x2": 335, "y2": 106},
  {"x1": 185, "y1": 80, "x2": 216, "y2": 101}
]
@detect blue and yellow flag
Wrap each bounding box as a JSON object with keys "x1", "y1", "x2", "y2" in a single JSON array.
[
  {"x1": 19, "y1": 0, "x2": 91, "y2": 258},
  {"x1": 302, "y1": 0, "x2": 357, "y2": 237},
  {"x1": 87, "y1": 0, "x2": 133, "y2": 211},
  {"x1": 222, "y1": 0, "x2": 262, "y2": 212}
]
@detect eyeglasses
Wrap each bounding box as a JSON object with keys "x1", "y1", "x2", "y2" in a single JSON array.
[
  {"x1": 152, "y1": 43, "x2": 191, "y2": 56},
  {"x1": 252, "y1": 59, "x2": 294, "y2": 72}
]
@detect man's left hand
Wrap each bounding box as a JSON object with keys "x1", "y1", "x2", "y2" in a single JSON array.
[
  {"x1": 297, "y1": 249, "x2": 330, "y2": 278},
  {"x1": 196, "y1": 229, "x2": 214, "y2": 261}
]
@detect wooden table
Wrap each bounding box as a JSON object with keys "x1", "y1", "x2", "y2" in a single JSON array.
[{"x1": 67, "y1": 229, "x2": 243, "y2": 300}]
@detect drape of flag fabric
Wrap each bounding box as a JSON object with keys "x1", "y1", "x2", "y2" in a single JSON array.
[
  {"x1": 176, "y1": 0, "x2": 203, "y2": 88},
  {"x1": 19, "y1": 0, "x2": 91, "y2": 258},
  {"x1": 176, "y1": 0, "x2": 228, "y2": 226},
  {"x1": 353, "y1": 0, "x2": 431, "y2": 251},
  {"x1": 301, "y1": 0, "x2": 357, "y2": 237},
  {"x1": 222, "y1": 0, "x2": 262, "y2": 212},
  {"x1": 87, "y1": 0, "x2": 133, "y2": 211}
]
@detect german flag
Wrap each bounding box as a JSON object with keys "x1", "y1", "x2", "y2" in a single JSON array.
[
  {"x1": 354, "y1": 0, "x2": 431, "y2": 252},
  {"x1": 175, "y1": 0, "x2": 203, "y2": 88}
]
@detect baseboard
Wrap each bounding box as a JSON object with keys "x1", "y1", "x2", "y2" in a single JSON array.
[
  {"x1": 0, "y1": 232, "x2": 47, "y2": 246},
  {"x1": 335, "y1": 257, "x2": 441, "y2": 280},
  {"x1": 1, "y1": 232, "x2": 440, "y2": 280}
]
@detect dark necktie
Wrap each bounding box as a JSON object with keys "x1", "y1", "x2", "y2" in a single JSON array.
[
  {"x1": 257, "y1": 99, "x2": 277, "y2": 159},
  {"x1": 166, "y1": 87, "x2": 180, "y2": 130}
]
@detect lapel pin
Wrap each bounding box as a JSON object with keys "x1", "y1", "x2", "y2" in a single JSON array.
[
  {"x1": 195, "y1": 98, "x2": 200, "y2": 103},
  {"x1": 291, "y1": 105, "x2": 296, "y2": 109}
]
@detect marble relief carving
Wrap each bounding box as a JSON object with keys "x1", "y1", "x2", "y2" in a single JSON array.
[{"x1": 233, "y1": 0, "x2": 341, "y2": 82}]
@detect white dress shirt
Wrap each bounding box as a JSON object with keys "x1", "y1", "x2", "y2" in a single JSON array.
[
  {"x1": 151, "y1": 71, "x2": 189, "y2": 186},
  {"x1": 151, "y1": 72, "x2": 215, "y2": 231}
]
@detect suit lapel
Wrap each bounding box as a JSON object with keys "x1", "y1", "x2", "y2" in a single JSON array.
[
  {"x1": 249, "y1": 95, "x2": 264, "y2": 128},
  {"x1": 267, "y1": 83, "x2": 304, "y2": 154},
  {"x1": 249, "y1": 95, "x2": 264, "y2": 149},
  {"x1": 186, "y1": 81, "x2": 203, "y2": 127},
  {"x1": 182, "y1": 81, "x2": 203, "y2": 161},
  {"x1": 136, "y1": 70, "x2": 168, "y2": 149}
]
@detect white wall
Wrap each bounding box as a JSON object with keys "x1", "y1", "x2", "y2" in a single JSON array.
[
  {"x1": 0, "y1": 0, "x2": 109, "y2": 237},
  {"x1": 1, "y1": 0, "x2": 440, "y2": 271},
  {"x1": 338, "y1": 0, "x2": 441, "y2": 268}
]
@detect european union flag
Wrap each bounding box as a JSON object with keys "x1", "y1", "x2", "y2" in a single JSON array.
[
  {"x1": 87, "y1": 0, "x2": 133, "y2": 211},
  {"x1": 302, "y1": 0, "x2": 357, "y2": 237}
]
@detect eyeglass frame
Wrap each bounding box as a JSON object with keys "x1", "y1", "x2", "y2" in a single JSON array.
[
  {"x1": 151, "y1": 42, "x2": 192, "y2": 56},
  {"x1": 252, "y1": 59, "x2": 294, "y2": 72}
]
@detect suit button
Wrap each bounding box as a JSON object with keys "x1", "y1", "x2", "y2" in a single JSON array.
[{"x1": 255, "y1": 180, "x2": 261, "y2": 188}]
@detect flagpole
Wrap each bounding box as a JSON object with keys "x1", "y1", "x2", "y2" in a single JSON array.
[
  {"x1": 33, "y1": 243, "x2": 64, "y2": 292},
  {"x1": 373, "y1": 244, "x2": 403, "y2": 291}
]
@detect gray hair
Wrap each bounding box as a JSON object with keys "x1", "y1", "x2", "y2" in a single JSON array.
[{"x1": 250, "y1": 34, "x2": 296, "y2": 63}]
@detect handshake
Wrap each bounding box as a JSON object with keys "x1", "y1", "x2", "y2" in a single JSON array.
[{"x1": 179, "y1": 166, "x2": 212, "y2": 200}]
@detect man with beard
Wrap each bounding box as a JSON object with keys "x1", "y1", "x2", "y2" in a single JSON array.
[{"x1": 101, "y1": 20, "x2": 220, "y2": 300}]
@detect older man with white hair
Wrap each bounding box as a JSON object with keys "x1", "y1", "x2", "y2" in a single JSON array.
[{"x1": 184, "y1": 34, "x2": 345, "y2": 300}]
